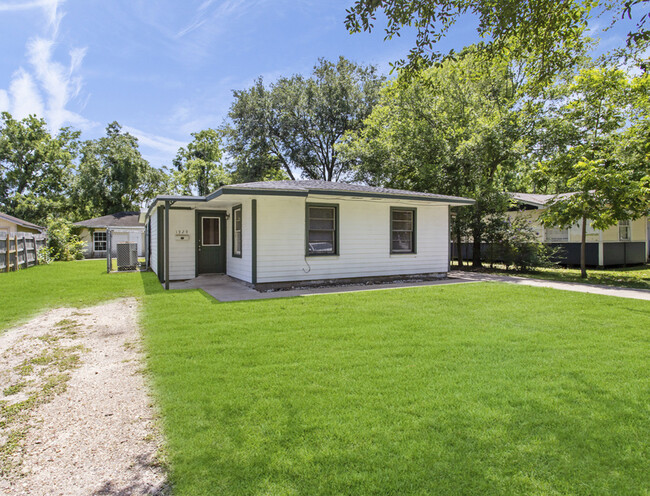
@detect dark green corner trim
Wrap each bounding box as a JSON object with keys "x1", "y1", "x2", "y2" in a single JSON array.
[
  {"x1": 305, "y1": 202, "x2": 340, "y2": 257},
  {"x1": 390, "y1": 206, "x2": 417, "y2": 255},
  {"x1": 251, "y1": 199, "x2": 257, "y2": 284},
  {"x1": 164, "y1": 201, "x2": 170, "y2": 290},
  {"x1": 232, "y1": 204, "x2": 242, "y2": 258},
  {"x1": 156, "y1": 206, "x2": 164, "y2": 283}
]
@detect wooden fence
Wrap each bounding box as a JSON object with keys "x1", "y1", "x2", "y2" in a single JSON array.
[{"x1": 0, "y1": 232, "x2": 47, "y2": 272}]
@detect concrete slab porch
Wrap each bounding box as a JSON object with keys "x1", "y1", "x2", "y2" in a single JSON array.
[{"x1": 168, "y1": 274, "x2": 475, "y2": 302}]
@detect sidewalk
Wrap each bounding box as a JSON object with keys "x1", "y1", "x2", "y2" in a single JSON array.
[{"x1": 449, "y1": 270, "x2": 650, "y2": 301}]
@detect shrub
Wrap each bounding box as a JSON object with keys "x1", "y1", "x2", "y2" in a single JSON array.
[
  {"x1": 500, "y1": 217, "x2": 555, "y2": 271},
  {"x1": 44, "y1": 217, "x2": 85, "y2": 261}
]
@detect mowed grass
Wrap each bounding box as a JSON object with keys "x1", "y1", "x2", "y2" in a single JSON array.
[
  {"x1": 0, "y1": 260, "x2": 158, "y2": 331},
  {"x1": 142, "y1": 284, "x2": 650, "y2": 496}
]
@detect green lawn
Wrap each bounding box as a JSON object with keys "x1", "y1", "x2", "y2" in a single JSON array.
[
  {"x1": 452, "y1": 262, "x2": 650, "y2": 290},
  {"x1": 2, "y1": 262, "x2": 649, "y2": 495},
  {"x1": 143, "y1": 284, "x2": 650, "y2": 495},
  {"x1": 0, "y1": 260, "x2": 156, "y2": 331}
]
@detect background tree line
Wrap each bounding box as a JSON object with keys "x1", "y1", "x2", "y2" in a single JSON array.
[{"x1": 1, "y1": 0, "x2": 648, "y2": 270}]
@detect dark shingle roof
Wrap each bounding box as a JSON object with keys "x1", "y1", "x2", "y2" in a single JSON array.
[
  {"x1": 74, "y1": 212, "x2": 143, "y2": 228},
  {"x1": 0, "y1": 212, "x2": 45, "y2": 231},
  {"x1": 220, "y1": 180, "x2": 475, "y2": 203}
]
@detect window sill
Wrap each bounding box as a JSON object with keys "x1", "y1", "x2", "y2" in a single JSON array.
[
  {"x1": 305, "y1": 253, "x2": 339, "y2": 258},
  {"x1": 390, "y1": 252, "x2": 417, "y2": 257}
]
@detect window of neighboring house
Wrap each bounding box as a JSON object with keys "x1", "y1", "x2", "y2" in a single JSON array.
[
  {"x1": 306, "y1": 204, "x2": 338, "y2": 255},
  {"x1": 391, "y1": 208, "x2": 416, "y2": 254},
  {"x1": 619, "y1": 220, "x2": 631, "y2": 241},
  {"x1": 546, "y1": 227, "x2": 569, "y2": 243},
  {"x1": 93, "y1": 231, "x2": 107, "y2": 252},
  {"x1": 232, "y1": 205, "x2": 242, "y2": 257}
]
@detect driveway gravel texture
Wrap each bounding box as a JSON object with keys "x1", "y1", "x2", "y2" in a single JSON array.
[{"x1": 0, "y1": 298, "x2": 168, "y2": 495}]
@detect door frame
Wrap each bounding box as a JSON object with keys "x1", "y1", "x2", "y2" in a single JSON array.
[{"x1": 195, "y1": 209, "x2": 227, "y2": 276}]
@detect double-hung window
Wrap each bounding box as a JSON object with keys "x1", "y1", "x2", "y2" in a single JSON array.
[
  {"x1": 93, "y1": 231, "x2": 107, "y2": 252},
  {"x1": 619, "y1": 220, "x2": 631, "y2": 241},
  {"x1": 232, "y1": 205, "x2": 242, "y2": 257},
  {"x1": 391, "y1": 208, "x2": 416, "y2": 254},
  {"x1": 306, "y1": 204, "x2": 338, "y2": 255}
]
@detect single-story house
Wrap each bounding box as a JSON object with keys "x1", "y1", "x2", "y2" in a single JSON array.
[
  {"x1": 0, "y1": 212, "x2": 45, "y2": 235},
  {"x1": 74, "y1": 212, "x2": 145, "y2": 259},
  {"x1": 143, "y1": 180, "x2": 475, "y2": 290},
  {"x1": 508, "y1": 192, "x2": 649, "y2": 266}
]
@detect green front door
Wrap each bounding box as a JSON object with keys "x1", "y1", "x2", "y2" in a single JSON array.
[{"x1": 196, "y1": 211, "x2": 226, "y2": 274}]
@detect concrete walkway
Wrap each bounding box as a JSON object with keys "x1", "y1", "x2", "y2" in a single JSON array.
[
  {"x1": 449, "y1": 270, "x2": 650, "y2": 301},
  {"x1": 169, "y1": 274, "x2": 474, "y2": 302}
]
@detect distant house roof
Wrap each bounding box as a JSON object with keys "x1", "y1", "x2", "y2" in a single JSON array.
[
  {"x1": 508, "y1": 192, "x2": 577, "y2": 208},
  {"x1": 0, "y1": 212, "x2": 45, "y2": 232},
  {"x1": 74, "y1": 212, "x2": 144, "y2": 229}
]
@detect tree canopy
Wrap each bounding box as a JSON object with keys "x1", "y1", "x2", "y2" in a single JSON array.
[{"x1": 224, "y1": 57, "x2": 385, "y2": 182}]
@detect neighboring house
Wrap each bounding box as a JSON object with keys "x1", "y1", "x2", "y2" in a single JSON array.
[
  {"x1": 143, "y1": 180, "x2": 475, "y2": 290},
  {"x1": 74, "y1": 212, "x2": 145, "y2": 259},
  {"x1": 0, "y1": 212, "x2": 45, "y2": 235},
  {"x1": 509, "y1": 192, "x2": 649, "y2": 266}
]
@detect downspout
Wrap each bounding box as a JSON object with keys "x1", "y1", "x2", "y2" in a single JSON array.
[
  {"x1": 251, "y1": 199, "x2": 257, "y2": 285},
  {"x1": 165, "y1": 200, "x2": 170, "y2": 290}
]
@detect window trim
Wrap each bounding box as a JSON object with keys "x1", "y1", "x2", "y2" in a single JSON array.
[
  {"x1": 201, "y1": 216, "x2": 221, "y2": 247},
  {"x1": 93, "y1": 231, "x2": 107, "y2": 252},
  {"x1": 390, "y1": 207, "x2": 417, "y2": 255},
  {"x1": 305, "y1": 202, "x2": 339, "y2": 257},
  {"x1": 232, "y1": 204, "x2": 242, "y2": 258},
  {"x1": 619, "y1": 219, "x2": 631, "y2": 241}
]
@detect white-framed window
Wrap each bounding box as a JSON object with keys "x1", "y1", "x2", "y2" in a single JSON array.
[
  {"x1": 93, "y1": 231, "x2": 107, "y2": 252},
  {"x1": 546, "y1": 227, "x2": 569, "y2": 243},
  {"x1": 391, "y1": 208, "x2": 416, "y2": 253},
  {"x1": 306, "y1": 204, "x2": 338, "y2": 255},
  {"x1": 619, "y1": 220, "x2": 631, "y2": 241},
  {"x1": 232, "y1": 205, "x2": 242, "y2": 257},
  {"x1": 202, "y1": 217, "x2": 221, "y2": 246}
]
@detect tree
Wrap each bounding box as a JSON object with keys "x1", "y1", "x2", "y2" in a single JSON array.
[
  {"x1": 73, "y1": 122, "x2": 167, "y2": 218},
  {"x1": 344, "y1": 0, "x2": 648, "y2": 82},
  {"x1": 339, "y1": 47, "x2": 527, "y2": 267},
  {"x1": 535, "y1": 67, "x2": 650, "y2": 277},
  {"x1": 171, "y1": 129, "x2": 230, "y2": 196},
  {"x1": 224, "y1": 57, "x2": 385, "y2": 182},
  {"x1": 0, "y1": 112, "x2": 80, "y2": 224}
]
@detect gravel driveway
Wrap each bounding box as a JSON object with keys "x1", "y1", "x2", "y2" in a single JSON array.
[{"x1": 0, "y1": 298, "x2": 168, "y2": 495}]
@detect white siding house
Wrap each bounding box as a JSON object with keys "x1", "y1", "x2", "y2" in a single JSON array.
[
  {"x1": 144, "y1": 181, "x2": 474, "y2": 289},
  {"x1": 74, "y1": 212, "x2": 145, "y2": 259}
]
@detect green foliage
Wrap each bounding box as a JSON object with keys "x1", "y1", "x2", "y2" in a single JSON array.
[
  {"x1": 340, "y1": 47, "x2": 525, "y2": 266},
  {"x1": 225, "y1": 57, "x2": 385, "y2": 181},
  {"x1": 42, "y1": 217, "x2": 84, "y2": 262},
  {"x1": 0, "y1": 112, "x2": 80, "y2": 225},
  {"x1": 171, "y1": 129, "x2": 230, "y2": 196},
  {"x1": 345, "y1": 0, "x2": 647, "y2": 83},
  {"x1": 498, "y1": 217, "x2": 554, "y2": 271},
  {"x1": 534, "y1": 67, "x2": 650, "y2": 275},
  {"x1": 73, "y1": 122, "x2": 167, "y2": 218}
]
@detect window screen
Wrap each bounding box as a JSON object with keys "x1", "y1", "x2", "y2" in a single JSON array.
[
  {"x1": 202, "y1": 217, "x2": 220, "y2": 246},
  {"x1": 391, "y1": 209, "x2": 415, "y2": 253},
  {"x1": 619, "y1": 220, "x2": 631, "y2": 241},
  {"x1": 307, "y1": 205, "x2": 337, "y2": 255}
]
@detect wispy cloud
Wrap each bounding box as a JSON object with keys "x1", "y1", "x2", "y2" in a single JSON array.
[
  {"x1": 0, "y1": 0, "x2": 91, "y2": 131},
  {"x1": 123, "y1": 125, "x2": 185, "y2": 157}
]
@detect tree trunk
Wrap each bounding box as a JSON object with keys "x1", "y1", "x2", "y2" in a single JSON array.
[
  {"x1": 580, "y1": 214, "x2": 587, "y2": 279},
  {"x1": 472, "y1": 234, "x2": 482, "y2": 268},
  {"x1": 456, "y1": 231, "x2": 463, "y2": 268}
]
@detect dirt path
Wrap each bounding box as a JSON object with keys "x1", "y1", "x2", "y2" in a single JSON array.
[{"x1": 0, "y1": 299, "x2": 168, "y2": 495}]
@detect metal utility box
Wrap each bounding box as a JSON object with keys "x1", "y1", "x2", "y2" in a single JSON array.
[{"x1": 116, "y1": 242, "x2": 138, "y2": 271}]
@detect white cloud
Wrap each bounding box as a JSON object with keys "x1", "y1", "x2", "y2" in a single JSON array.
[
  {"x1": 123, "y1": 125, "x2": 185, "y2": 156},
  {"x1": 0, "y1": 0, "x2": 90, "y2": 132}
]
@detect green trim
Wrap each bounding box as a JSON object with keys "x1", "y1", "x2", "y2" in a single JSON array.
[
  {"x1": 208, "y1": 188, "x2": 308, "y2": 200},
  {"x1": 232, "y1": 204, "x2": 242, "y2": 258},
  {"x1": 309, "y1": 189, "x2": 474, "y2": 205},
  {"x1": 157, "y1": 206, "x2": 164, "y2": 282},
  {"x1": 251, "y1": 199, "x2": 257, "y2": 284},
  {"x1": 164, "y1": 201, "x2": 170, "y2": 290},
  {"x1": 390, "y1": 207, "x2": 417, "y2": 255},
  {"x1": 305, "y1": 202, "x2": 339, "y2": 257}
]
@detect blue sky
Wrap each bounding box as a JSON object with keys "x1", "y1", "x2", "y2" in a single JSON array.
[{"x1": 0, "y1": 1, "x2": 646, "y2": 168}]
